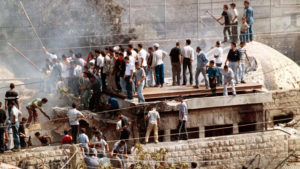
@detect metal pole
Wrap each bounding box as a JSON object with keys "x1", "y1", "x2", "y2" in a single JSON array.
[
  {"x1": 129, "y1": 0, "x2": 131, "y2": 29},
  {"x1": 197, "y1": 0, "x2": 199, "y2": 39},
  {"x1": 270, "y1": 0, "x2": 272, "y2": 34},
  {"x1": 165, "y1": 0, "x2": 167, "y2": 39}
]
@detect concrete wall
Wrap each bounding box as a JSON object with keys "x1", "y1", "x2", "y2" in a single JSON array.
[{"x1": 131, "y1": 130, "x2": 291, "y2": 169}]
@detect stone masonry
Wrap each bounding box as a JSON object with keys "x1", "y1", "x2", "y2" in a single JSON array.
[{"x1": 131, "y1": 130, "x2": 292, "y2": 169}]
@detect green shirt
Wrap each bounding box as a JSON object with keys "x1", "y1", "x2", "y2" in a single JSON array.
[{"x1": 27, "y1": 98, "x2": 43, "y2": 110}]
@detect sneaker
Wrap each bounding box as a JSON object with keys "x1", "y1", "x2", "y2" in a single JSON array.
[
  {"x1": 233, "y1": 93, "x2": 237, "y2": 96},
  {"x1": 241, "y1": 80, "x2": 246, "y2": 84},
  {"x1": 193, "y1": 86, "x2": 199, "y2": 89}
]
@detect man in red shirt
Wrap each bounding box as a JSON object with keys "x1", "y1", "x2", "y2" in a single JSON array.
[{"x1": 61, "y1": 130, "x2": 72, "y2": 144}]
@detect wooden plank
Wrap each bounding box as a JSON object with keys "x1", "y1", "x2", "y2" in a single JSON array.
[{"x1": 135, "y1": 84, "x2": 262, "y2": 99}]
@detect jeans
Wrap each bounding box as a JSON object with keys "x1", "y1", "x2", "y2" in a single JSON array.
[
  {"x1": 155, "y1": 64, "x2": 164, "y2": 85},
  {"x1": 146, "y1": 68, "x2": 155, "y2": 87},
  {"x1": 240, "y1": 31, "x2": 248, "y2": 43},
  {"x1": 176, "y1": 121, "x2": 188, "y2": 140},
  {"x1": 195, "y1": 67, "x2": 208, "y2": 88},
  {"x1": 209, "y1": 77, "x2": 217, "y2": 96},
  {"x1": 137, "y1": 82, "x2": 145, "y2": 103},
  {"x1": 239, "y1": 63, "x2": 246, "y2": 82},
  {"x1": 119, "y1": 154, "x2": 127, "y2": 169},
  {"x1": 145, "y1": 123, "x2": 158, "y2": 143},
  {"x1": 224, "y1": 80, "x2": 236, "y2": 96},
  {"x1": 216, "y1": 63, "x2": 223, "y2": 85},
  {"x1": 71, "y1": 125, "x2": 79, "y2": 144},
  {"x1": 247, "y1": 24, "x2": 254, "y2": 41},
  {"x1": 0, "y1": 125, "x2": 5, "y2": 152},
  {"x1": 120, "y1": 77, "x2": 127, "y2": 93},
  {"x1": 223, "y1": 25, "x2": 232, "y2": 42},
  {"x1": 228, "y1": 61, "x2": 240, "y2": 83},
  {"x1": 125, "y1": 76, "x2": 133, "y2": 99},
  {"x1": 171, "y1": 62, "x2": 181, "y2": 85},
  {"x1": 183, "y1": 58, "x2": 193, "y2": 85},
  {"x1": 12, "y1": 122, "x2": 20, "y2": 149},
  {"x1": 231, "y1": 22, "x2": 238, "y2": 43}
]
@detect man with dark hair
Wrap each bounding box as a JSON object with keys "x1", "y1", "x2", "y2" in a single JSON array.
[
  {"x1": 169, "y1": 42, "x2": 182, "y2": 86},
  {"x1": 217, "y1": 5, "x2": 232, "y2": 42},
  {"x1": 182, "y1": 39, "x2": 194, "y2": 85},
  {"x1": 135, "y1": 62, "x2": 146, "y2": 103},
  {"x1": 244, "y1": 1, "x2": 254, "y2": 42},
  {"x1": 128, "y1": 44, "x2": 138, "y2": 60},
  {"x1": 194, "y1": 46, "x2": 209, "y2": 89},
  {"x1": 146, "y1": 47, "x2": 155, "y2": 87},
  {"x1": 207, "y1": 60, "x2": 218, "y2": 96},
  {"x1": 89, "y1": 75, "x2": 101, "y2": 111},
  {"x1": 0, "y1": 102, "x2": 7, "y2": 153},
  {"x1": 110, "y1": 149, "x2": 122, "y2": 169},
  {"x1": 35, "y1": 132, "x2": 52, "y2": 146},
  {"x1": 61, "y1": 130, "x2": 72, "y2": 145},
  {"x1": 5, "y1": 83, "x2": 19, "y2": 115},
  {"x1": 114, "y1": 53, "x2": 123, "y2": 92},
  {"x1": 230, "y1": 3, "x2": 239, "y2": 43},
  {"x1": 116, "y1": 113, "x2": 130, "y2": 145},
  {"x1": 152, "y1": 43, "x2": 167, "y2": 88},
  {"x1": 175, "y1": 95, "x2": 188, "y2": 140},
  {"x1": 67, "y1": 103, "x2": 84, "y2": 143},
  {"x1": 26, "y1": 98, "x2": 50, "y2": 127},
  {"x1": 214, "y1": 41, "x2": 223, "y2": 85},
  {"x1": 221, "y1": 65, "x2": 236, "y2": 96},
  {"x1": 112, "y1": 140, "x2": 128, "y2": 169},
  {"x1": 19, "y1": 117, "x2": 27, "y2": 148},
  {"x1": 8, "y1": 101, "x2": 22, "y2": 150},
  {"x1": 124, "y1": 57, "x2": 134, "y2": 100},
  {"x1": 137, "y1": 44, "x2": 147, "y2": 69},
  {"x1": 225, "y1": 42, "x2": 241, "y2": 84},
  {"x1": 78, "y1": 128, "x2": 89, "y2": 154}
]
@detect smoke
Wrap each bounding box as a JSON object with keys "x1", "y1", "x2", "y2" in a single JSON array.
[{"x1": 0, "y1": 0, "x2": 136, "y2": 78}]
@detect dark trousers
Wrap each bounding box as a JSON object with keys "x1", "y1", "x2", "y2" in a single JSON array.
[
  {"x1": 231, "y1": 22, "x2": 238, "y2": 43},
  {"x1": 115, "y1": 74, "x2": 121, "y2": 91},
  {"x1": 155, "y1": 64, "x2": 164, "y2": 85},
  {"x1": 89, "y1": 92, "x2": 101, "y2": 111},
  {"x1": 0, "y1": 125, "x2": 5, "y2": 152},
  {"x1": 209, "y1": 77, "x2": 217, "y2": 96},
  {"x1": 171, "y1": 62, "x2": 181, "y2": 85},
  {"x1": 125, "y1": 76, "x2": 133, "y2": 99},
  {"x1": 71, "y1": 125, "x2": 79, "y2": 144},
  {"x1": 176, "y1": 121, "x2": 188, "y2": 140},
  {"x1": 101, "y1": 68, "x2": 107, "y2": 90},
  {"x1": 120, "y1": 129, "x2": 130, "y2": 153},
  {"x1": 223, "y1": 25, "x2": 231, "y2": 42},
  {"x1": 183, "y1": 58, "x2": 193, "y2": 85}
]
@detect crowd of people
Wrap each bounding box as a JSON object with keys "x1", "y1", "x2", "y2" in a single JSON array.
[{"x1": 0, "y1": 1, "x2": 255, "y2": 168}]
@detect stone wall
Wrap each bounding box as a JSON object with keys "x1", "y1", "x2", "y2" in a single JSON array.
[
  {"x1": 264, "y1": 89, "x2": 300, "y2": 128},
  {"x1": 0, "y1": 145, "x2": 75, "y2": 169},
  {"x1": 131, "y1": 130, "x2": 291, "y2": 169}
]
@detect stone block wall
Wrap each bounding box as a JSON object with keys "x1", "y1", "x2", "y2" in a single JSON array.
[
  {"x1": 0, "y1": 145, "x2": 73, "y2": 169},
  {"x1": 264, "y1": 89, "x2": 300, "y2": 127},
  {"x1": 131, "y1": 131, "x2": 290, "y2": 169}
]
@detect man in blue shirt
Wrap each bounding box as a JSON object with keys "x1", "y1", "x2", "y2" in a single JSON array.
[
  {"x1": 194, "y1": 47, "x2": 209, "y2": 89},
  {"x1": 244, "y1": 1, "x2": 254, "y2": 42},
  {"x1": 175, "y1": 95, "x2": 188, "y2": 140},
  {"x1": 106, "y1": 97, "x2": 120, "y2": 119},
  {"x1": 207, "y1": 60, "x2": 218, "y2": 96}
]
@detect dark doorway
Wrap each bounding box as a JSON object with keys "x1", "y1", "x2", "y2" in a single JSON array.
[
  {"x1": 205, "y1": 124, "x2": 233, "y2": 137},
  {"x1": 273, "y1": 113, "x2": 293, "y2": 126},
  {"x1": 238, "y1": 122, "x2": 257, "y2": 133}
]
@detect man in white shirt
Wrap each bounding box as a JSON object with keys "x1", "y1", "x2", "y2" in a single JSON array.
[
  {"x1": 152, "y1": 43, "x2": 167, "y2": 88},
  {"x1": 176, "y1": 95, "x2": 188, "y2": 140},
  {"x1": 214, "y1": 41, "x2": 224, "y2": 85},
  {"x1": 90, "y1": 131, "x2": 109, "y2": 158},
  {"x1": 43, "y1": 47, "x2": 58, "y2": 63},
  {"x1": 124, "y1": 57, "x2": 134, "y2": 100},
  {"x1": 67, "y1": 103, "x2": 84, "y2": 143},
  {"x1": 221, "y1": 65, "x2": 236, "y2": 96},
  {"x1": 137, "y1": 44, "x2": 148, "y2": 68},
  {"x1": 230, "y1": 3, "x2": 239, "y2": 43},
  {"x1": 128, "y1": 44, "x2": 138, "y2": 60},
  {"x1": 145, "y1": 108, "x2": 160, "y2": 144},
  {"x1": 8, "y1": 101, "x2": 22, "y2": 150},
  {"x1": 182, "y1": 39, "x2": 195, "y2": 85}
]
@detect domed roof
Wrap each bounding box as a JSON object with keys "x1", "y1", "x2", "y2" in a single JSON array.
[{"x1": 207, "y1": 41, "x2": 300, "y2": 90}]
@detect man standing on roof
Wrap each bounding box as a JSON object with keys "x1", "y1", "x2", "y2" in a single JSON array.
[
  {"x1": 26, "y1": 98, "x2": 50, "y2": 127},
  {"x1": 5, "y1": 83, "x2": 20, "y2": 116},
  {"x1": 244, "y1": 1, "x2": 254, "y2": 42}
]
